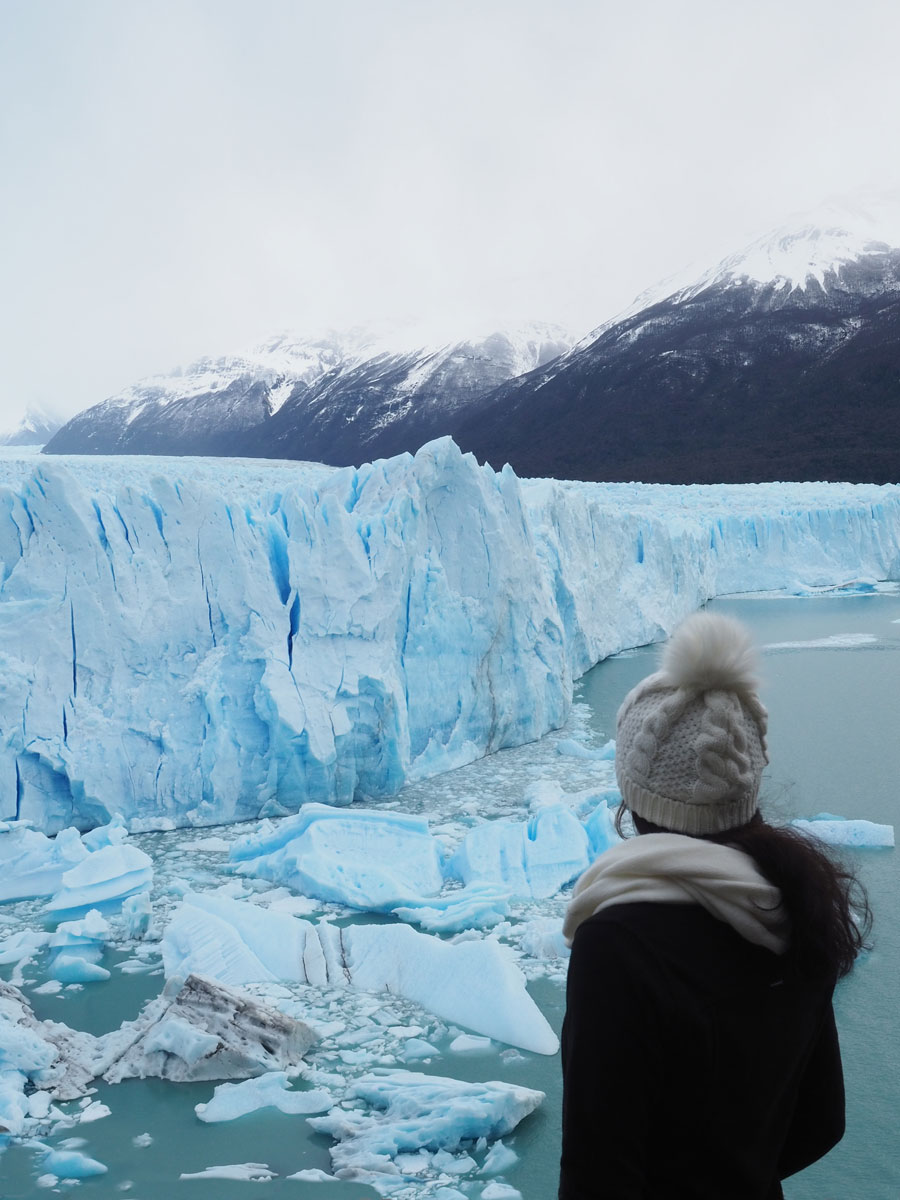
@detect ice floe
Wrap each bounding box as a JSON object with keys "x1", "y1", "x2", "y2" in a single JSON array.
[
  {"x1": 194, "y1": 1070, "x2": 332, "y2": 1122},
  {"x1": 46, "y1": 843, "x2": 154, "y2": 915},
  {"x1": 308, "y1": 1068, "x2": 543, "y2": 1175},
  {"x1": 100, "y1": 973, "x2": 317, "y2": 1083},
  {"x1": 447, "y1": 806, "x2": 590, "y2": 899},
  {"x1": 792, "y1": 815, "x2": 895, "y2": 848},
  {"x1": 230, "y1": 803, "x2": 444, "y2": 909},
  {"x1": 160, "y1": 893, "x2": 557, "y2": 1054}
]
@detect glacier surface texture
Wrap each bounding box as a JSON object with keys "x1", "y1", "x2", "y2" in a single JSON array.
[{"x1": 2, "y1": 439, "x2": 900, "y2": 832}]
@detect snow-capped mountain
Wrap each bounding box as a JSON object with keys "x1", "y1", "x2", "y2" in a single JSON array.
[
  {"x1": 0, "y1": 405, "x2": 64, "y2": 447},
  {"x1": 44, "y1": 324, "x2": 574, "y2": 460},
  {"x1": 452, "y1": 195, "x2": 900, "y2": 484}
]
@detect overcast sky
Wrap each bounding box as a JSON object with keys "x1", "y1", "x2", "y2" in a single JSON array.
[{"x1": 2, "y1": 0, "x2": 900, "y2": 428}]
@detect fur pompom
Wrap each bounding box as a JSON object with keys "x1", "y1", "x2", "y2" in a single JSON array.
[{"x1": 659, "y1": 611, "x2": 760, "y2": 694}]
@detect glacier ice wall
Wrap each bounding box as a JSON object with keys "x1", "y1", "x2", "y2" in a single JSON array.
[{"x1": 2, "y1": 439, "x2": 900, "y2": 832}]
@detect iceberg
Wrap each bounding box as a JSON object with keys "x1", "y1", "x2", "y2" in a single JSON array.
[
  {"x1": 194, "y1": 1071, "x2": 332, "y2": 1122},
  {"x1": 391, "y1": 883, "x2": 510, "y2": 933},
  {"x1": 333, "y1": 923, "x2": 558, "y2": 1055},
  {"x1": 230, "y1": 802, "x2": 444, "y2": 908},
  {"x1": 160, "y1": 893, "x2": 557, "y2": 1054},
  {"x1": 791, "y1": 816, "x2": 895, "y2": 848},
  {"x1": 48, "y1": 909, "x2": 110, "y2": 983},
  {"x1": 308, "y1": 1068, "x2": 544, "y2": 1174},
  {"x1": 1, "y1": 440, "x2": 899, "y2": 833},
  {"x1": 0, "y1": 980, "x2": 97, "y2": 1136},
  {"x1": 0, "y1": 823, "x2": 87, "y2": 901},
  {"x1": 46, "y1": 843, "x2": 153, "y2": 914},
  {"x1": 179, "y1": 1162, "x2": 277, "y2": 1182},
  {"x1": 40, "y1": 1147, "x2": 108, "y2": 1179},
  {"x1": 121, "y1": 890, "x2": 153, "y2": 938},
  {"x1": 231, "y1": 804, "x2": 512, "y2": 930},
  {"x1": 448, "y1": 806, "x2": 590, "y2": 899},
  {"x1": 100, "y1": 973, "x2": 317, "y2": 1083}
]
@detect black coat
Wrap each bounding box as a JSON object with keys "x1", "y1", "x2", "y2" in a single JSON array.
[{"x1": 559, "y1": 902, "x2": 844, "y2": 1199}]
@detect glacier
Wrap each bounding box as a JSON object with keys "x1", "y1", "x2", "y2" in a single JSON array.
[{"x1": 2, "y1": 439, "x2": 900, "y2": 833}]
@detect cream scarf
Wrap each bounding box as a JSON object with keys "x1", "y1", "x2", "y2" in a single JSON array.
[{"x1": 563, "y1": 832, "x2": 789, "y2": 955}]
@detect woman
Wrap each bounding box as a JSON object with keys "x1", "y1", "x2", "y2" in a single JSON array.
[{"x1": 559, "y1": 611, "x2": 870, "y2": 1200}]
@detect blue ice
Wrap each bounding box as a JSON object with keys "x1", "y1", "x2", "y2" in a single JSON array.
[
  {"x1": 3, "y1": 441, "x2": 900, "y2": 833},
  {"x1": 307, "y1": 1068, "x2": 544, "y2": 1174}
]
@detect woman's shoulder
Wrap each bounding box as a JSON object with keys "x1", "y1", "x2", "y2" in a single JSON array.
[{"x1": 572, "y1": 901, "x2": 785, "y2": 990}]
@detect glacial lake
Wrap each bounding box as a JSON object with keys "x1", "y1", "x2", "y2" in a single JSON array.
[{"x1": 0, "y1": 590, "x2": 897, "y2": 1199}]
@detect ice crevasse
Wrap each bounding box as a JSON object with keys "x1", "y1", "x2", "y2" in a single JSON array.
[{"x1": 2, "y1": 438, "x2": 900, "y2": 832}]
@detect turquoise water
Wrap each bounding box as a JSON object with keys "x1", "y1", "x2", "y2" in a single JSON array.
[{"x1": 1, "y1": 591, "x2": 897, "y2": 1197}]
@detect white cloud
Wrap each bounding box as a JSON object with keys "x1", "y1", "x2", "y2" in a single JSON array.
[{"x1": 2, "y1": 0, "x2": 899, "y2": 426}]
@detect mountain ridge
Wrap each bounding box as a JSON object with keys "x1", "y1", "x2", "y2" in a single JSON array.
[
  {"x1": 44, "y1": 323, "x2": 574, "y2": 460},
  {"x1": 450, "y1": 198, "x2": 900, "y2": 484},
  {"x1": 45, "y1": 195, "x2": 900, "y2": 483}
]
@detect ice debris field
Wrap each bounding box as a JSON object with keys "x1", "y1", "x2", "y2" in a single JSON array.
[{"x1": 0, "y1": 439, "x2": 896, "y2": 1196}]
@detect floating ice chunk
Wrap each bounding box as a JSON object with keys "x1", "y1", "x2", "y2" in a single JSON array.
[
  {"x1": 51, "y1": 908, "x2": 110, "y2": 946},
  {"x1": 46, "y1": 844, "x2": 153, "y2": 914},
  {"x1": 449, "y1": 806, "x2": 590, "y2": 899},
  {"x1": 161, "y1": 895, "x2": 556, "y2": 1053},
  {"x1": 337, "y1": 924, "x2": 558, "y2": 1055},
  {"x1": 231, "y1": 804, "x2": 444, "y2": 911},
  {"x1": 401, "y1": 1038, "x2": 440, "y2": 1061},
  {"x1": 0, "y1": 928, "x2": 52, "y2": 979},
  {"x1": 102, "y1": 973, "x2": 316, "y2": 1083},
  {"x1": 287, "y1": 1168, "x2": 340, "y2": 1181},
  {"x1": 195, "y1": 1071, "x2": 332, "y2": 1123},
  {"x1": 81, "y1": 812, "x2": 129, "y2": 851},
  {"x1": 132, "y1": 1133, "x2": 153, "y2": 1147},
  {"x1": 433, "y1": 1148, "x2": 477, "y2": 1175},
  {"x1": 181, "y1": 835, "x2": 230, "y2": 852},
  {"x1": 0, "y1": 824, "x2": 87, "y2": 902},
  {"x1": 0, "y1": 980, "x2": 96, "y2": 1098},
  {"x1": 48, "y1": 909, "x2": 110, "y2": 983},
  {"x1": 555, "y1": 738, "x2": 611, "y2": 760},
  {"x1": 32, "y1": 979, "x2": 63, "y2": 995},
  {"x1": 481, "y1": 1183, "x2": 522, "y2": 1199},
  {"x1": 481, "y1": 1139, "x2": 519, "y2": 1174},
  {"x1": 77, "y1": 1100, "x2": 111, "y2": 1123},
  {"x1": 518, "y1": 918, "x2": 570, "y2": 961},
  {"x1": 792, "y1": 817, "x2": 894, "y2": 848},
  {"x1": 765, "y1": 633, "x2": 878, "y2": 651},
  {"x1": 179, "y1": 1162, "x2": 276, "y2": 1181},
  {"x1": 122, "y1": 891, "x2": 153, "y2": 939},
  {"x1": 392, "y1": 883, "x2": 510, "y2": 933},
  {"x1": 50, "y1": 954, "x2": 111, "y2": 983},
  {"x1": 0, "y1": 981, "x2": 97, "y2": 1135},
  {"x1": 41, "y1": 1148, "x2": 108, "y2": 1178},
  {"x1": 162, "y1": 892, "x2": 326, "y2": 985},
  {"x1": 450, "y1": 1033, "x2": 493, "y2": 1053},
  {"x1": 308, "y1": 1069, "x2": 544, "y2": 1174}
]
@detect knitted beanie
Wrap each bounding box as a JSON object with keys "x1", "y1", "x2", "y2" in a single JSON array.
[{"x1": 615, "y1": 612, "x2": 769, "y2": 835}]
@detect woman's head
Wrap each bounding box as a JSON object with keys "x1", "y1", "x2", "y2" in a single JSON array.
[
  {"x1": 613, "y1": 610, "x2": 872, "y2": 977},
  {"x1": 614, "y1": 611, "x2": 768, "y2": 836}
]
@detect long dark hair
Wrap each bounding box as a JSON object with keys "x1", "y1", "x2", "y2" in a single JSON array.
[{"x1": 617, "y1": 807, "x2": 872, "y2": 981}]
